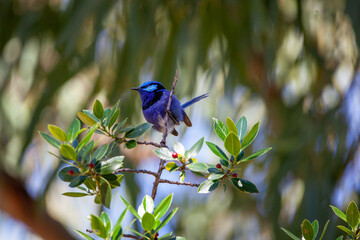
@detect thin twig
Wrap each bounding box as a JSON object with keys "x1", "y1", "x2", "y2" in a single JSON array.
[
  {"x1": 122, "y1": 139, "x2": 163, "y2": 148},
  {"x1": 151, "y1": 70, "x2": 179, "y2": 201},
  {"x1": 113, "y1": 168, "x2": 158, "y2": 177},
  {"x1": 123, "y1": 234, "x2": 140, "y2": 239},
  {"x1": 159, "y1": 179, "x2": 200, "y2": 187}
]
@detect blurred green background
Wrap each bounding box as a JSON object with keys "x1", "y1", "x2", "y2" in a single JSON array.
[{"x1": 1, "y1": 0, "x2": 360, "y2": 239}]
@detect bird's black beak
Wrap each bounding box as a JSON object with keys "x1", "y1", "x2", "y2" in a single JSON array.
[{"x1": 131, "y1": 87, "x2": 139, "y2": 91}]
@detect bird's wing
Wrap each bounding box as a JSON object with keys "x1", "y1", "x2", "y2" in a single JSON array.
[
  {"x1": 183, "y1": 112, "x2": 192, "y2": 127},
  {"x1": 167, "y1": 110, "x2": 180, "y2": 125}
]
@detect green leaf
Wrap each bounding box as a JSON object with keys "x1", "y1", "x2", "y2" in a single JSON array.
[
  {"x1": 301, "y1": 219, "x2": 314, "y2": 240},
  {"x1": 187, "y1": 162, "x2": 208, "y2": 173},
  {"x1": 220, "y1": 159, "x2": 229, "y2": 167},
  {"x1": 112, "y1": 208, "x2": 127, "y2": 240},
  {"x1": 187, "y1": 137, "x2": 204, "y2": 158},
  {"x1": 93, "y1": 144, "x2": 109, "y2": 160},
  {"x1": 165, "y1": 162, "x2": 179, "y2": 172},
  {"x1": 155, "y1": 208, "x2": 178, "y2": 232},
  {"x1": 335, "y1": 236, "x2": 343, "y2": 240},
  {"x1": 125, "y1": 140, "x2": 137, "y2": 149},
  {"x1": 154, "y1": 193, "x2": 173, "y2": 220},
  {"x1": 281, "y1": 228, "x2": 301, "y2": 240},
  {"x1": 108, "y1": 109, "x2": 120, "y2": 129},
  {"x1": 141, "y1": 212, "x2": 155, "y2": 232},
  {"x1": 173, "y1": 142, "x2": 185, "y2": 156},
  {"x1": 93, "y1": 100, "x2": 104, "y2": 119},
  {"x1": 206, "y1": 142, "x2": 228, "y2": 160},
  {"x1": 39, "y1": 131, "x2": 61, "y2": 149},
  {"x1": 346, "y1": 201, "x2": 360, "y2": 229},
  {"x1": 48, "y1": 124, "x2": 68, "y2": 142},
  {"x1": 138, "y1": 195, "x2": 154, "y2": 218},
  {"x1": 90, "y1": 214, "x2": 107, "y2": 238},
  {"x1": 62, "y1": 192, "x2": 89, "y2": 197},
  {"x1": 100, "y1": 211, "x2": 111, "y2": 236},
  {"x1": 98, "y1": 156, "x2": 124, "y2": 175},
  {"x1": 319, "y1": 220, "x2": 330, "y2": 240},
  {"x1": 208, "y1": 172, "x2": 225, "y2": 180},
  {"x1": 213, "y1": 118, "x2": 229, "y2": 141},
  {"x1": 120, "y1": 196, "x2": 141, "y2": 219},
  {"x1": 337, "y1": 225, "x2": 353, "y2": 236},
  {"x1": 224, "y1": 132, "x2": 241, "y2": 156},
  {"x1": 112, "y1": 118, "x2": 127, "y2": 135},
  {"x1": 330, "y1": 205, "x2": 347, "y2": 222},
  {"x1": 226, "y1": 117, "x2": 237, "y2": 134},
  {"x1": 69, "y1": 175, "x2": 87, "y2": 187},
  {"x1": 238, "y1": 147, "x2": 272, "y2": 163},
  {"x1": 99, "y1": 177, "x2": 112, "y2": 208},
  {"x1": 67, "y1": 119, "x2": 81, "y2": 142},
  {"x1": 58, "y1": 167, "x2": 79, "y2": 182},
  {"x1": 179, "y1": 171, "x2": 185, "y2": 183},
  {"x1": 242, "y1": 122, "x2": 259, "y2": 149},
  {"x1": 236, "y1": 116, "x2": 247, "y2": 140},
  {"x1": 103, "y1": 108, "x2": 112, "y2": 122},
  {"x1": 77, "y1": 125, "x2": 97, "y2": 150},
  {"x1": 75, "y1": 230, "x2": 95, "y2": 240},
  {"x1": 60, "y1": 144, "x2": 77, "y2": 160},
  {"x1": 198, "y1": 180, "x2": 219, "y2": 193},
  {"x1": 311, "y1": 220, "x2": 319, "y2": 240},
  {"x1": 154, "y1": 148, "x2": 177, "y2": 160},
  {"x1": 231, "y1": 178, "x2": 259, "y2": 193},
  {"x1": 77, "y1": 112, "x2": 98, "y2": 126},
  {"x1": 125, "y1": 123, "x2": 152, "y2": 138}
]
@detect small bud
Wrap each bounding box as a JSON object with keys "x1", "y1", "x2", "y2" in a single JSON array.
[
  {"x1": 232, "y1": 173, "x2": 238, "y2": 178},
  {"x1": 172, "y1": 152, "x2": 178, "y2": 158},
  {"x1": 68, "y1": 170, "x2": 74, "y2": 175},
  {"x1": 216, "y1": 163, "x2": 222, "y2": 169},
  {"x1": 88, "y1": 163, "x2": 95, "y2": 169}
]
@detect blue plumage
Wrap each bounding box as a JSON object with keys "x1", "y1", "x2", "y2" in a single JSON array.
[{"x1": 132, "y1": 81, "x2": 208, "y2": 136}]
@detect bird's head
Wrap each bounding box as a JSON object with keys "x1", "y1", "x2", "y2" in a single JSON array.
[{"x1": 132, "y1": 81, "x2": 166, "y2": 100}]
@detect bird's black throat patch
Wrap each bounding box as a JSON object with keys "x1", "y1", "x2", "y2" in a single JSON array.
[{"x1": 142, "y1": 90, "x2": 164, "y2": 110}]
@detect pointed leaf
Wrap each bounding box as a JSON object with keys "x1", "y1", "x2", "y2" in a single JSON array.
[
  {"x1": 120, "y1": 196, "x2": 141, "y2": 219},
  {"x1": 75, "y1": 230, "x2": 95, "y2": 240},
  {"x1": 335, "y1": 237, "x2": 343, "y2": 240},
  {"x1": 62, "y1": 192, "x2": 89, "y2": 197},
  {"x1": 231, "y1": 178, "x2": 259, "y2": 193},
  {"x1": 77, "y1": 125, "x2": 97, "y2": 150},
  {"x1": 301, "y1": 219, "x2": 314, "y2": 240},
  {"x1": 93, "y1": 144, "x2": 109, "y2": 160},
  {"x1": 319, "y1": 220, "x2": 330, "y2": 240},
  {"x1": 48, "y1": 125, "x2": 68, "y2": 142},
  {"x1": 242, "y1": 122, "x2": 259, "y2": 149},
  {"x1": 238, "y1": 147, "x2": 272, "y2": 163},
  {"x1": 90, "y1": 214, "x2": 107, "y2": 238},
  {"x1": 330, "y1": 205, "x2": 347, "y2": 222},
  {"x1": 187, "y1": 137, "x2": 204, "y2": 158},
  {"x1": 213, "y1": 118, "x2": 229, "y2": 141},
  {"x1": 155, "y1": 208, "x2": 178, "y2": 232},
  {"x1": 337, "y1": 225, "x2": 353, "y2": 236},
  {"x1": 206, "y1": 142, "x2": 229, "y2": 160},
  {"x1": 226, "y1": 117, "x2": 237, "y2": 134},
  {"x1": 281, "y1": 228, "x2": 301, "y2": 240},
  {"x1": 198, "y1": 180, "x2": 219, "y2": 193},
  {"x1": 93, "y1": 100, "x2": 104, "y2": 119},
  {"x1": 100, "y1": 212, "x2": 111, "y2": 235},
  {"x1": 346, "y1": 201, "x2": 360, "y2": 229},
  {"x1": 112, "y1": 208, "x2": 127, "y2": 240},
  {"x1": 311, "y1": 220, "x2": 319, "y2": 240},
  {"x1": 224, "y1": 132, "x2": 241, "y2": 156},
  {"x1": 108, "y1": 109, "x2": 120, "y2": 129},
  {"x1": 154, "y1": 148, "x2": 177, "y2": 160},
  {"x1": 77, "y1": 112, "x2": 98, "y2": 126},
  {"x1": 236, "y1": 116, "x2": 247, "y2": 140},
  {"x1": 154, "y1": 193, "x2": 173, "y2": 220},
  {"x1": 125, "y1": 123, "x2": 152, "y2": 138},
  {"x1": 67, "y1": 119, "x2": 81, "y2": 141},
  {"x1": 39, "y1": 131, "x2": 61, "y2": 149}
]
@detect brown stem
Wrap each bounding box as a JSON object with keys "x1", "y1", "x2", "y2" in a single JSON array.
[
  {"x1": 113, "y1": 168, "x2": 158, "y2": 177},
  {"x1": 158, "y1": 179, "x2": 200, "y2": 187},
  {"x1": 151, "y1": 70, "x2": 179, "y2": 201}
]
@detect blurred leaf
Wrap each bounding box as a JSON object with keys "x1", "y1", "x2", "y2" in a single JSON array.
[
  {"x1": 165, "y1": 162, "x2": 179, "y2": 172},
  {"x1": 226, "y1": 117, "x2": 237, "y2": 134},
  {"x1": 208, "y1": 172, "x2": 225, "y2": 180},
  {"x1": 186, "y1": 137, "x2": 204, "y2": 159},
  {"x1": 77, "y1": 125, "x2": 97, "y2": 150},
  {"x1": 125, "y1": 123, "x2": 152, "y2": 138},
  {"x1": 120, "y1": 196, "x2": 141, "y2": 219},
  {"x1": 155, "y1": 208, "x2": 178, "y2": 232},
  {"x1": 75, "y1": 230, "x2": 95, "y2": 240},
  {"x1": 125, "y1": 140, "x2": 137, "y2": 149},
  {"x1": 330, "y1": 205, "x2": 347, "y2": 222},
  {"x1": 93, "y1": 144, "x2": 109, "y2": 160},
  {"x1": 154, "y1": 193, "x2": 173, "y2": 220},
  {"x1": 337, "y1": 225, "x2": 353, "y2": 236},
  {"x1": 90, "y1": 214, "x2": 107, "y2": 238},
  {"x1": 224, "y1": 132, "x2": 241, "y2": 156},
  {"x1": 301, "y1": 219, "x2": 314, "y2": 240},
  {"x1": 179, "y1": 171, "x2": 185, "y2": 183},
  {"x1": 60, "y1": 144, "x2": 77, "y2": 160},
  {"x1": 335, "y1": 237, "x2": 343, "y2": 240},
  {"x1": 242, "y1": 122, "x2": 259, "y2": 150},
  {"x1": 103, "y1": 108, "x2": 111, "y2": 122},
  {"x1": 99, "y1": 177, "x2": 112, "y2": 208},
  {"x1": 220, "y1": 159, "x2": 229, "y2": 167},
  {"x1": 109, "y1": 109, "x2": 120, "y2": 129},
  {"x1": 100, "y1": 212, "x2": 111, "y2": 236},
  {"x1": 319, "y1": 220, "x2": 330, "y2": 240},
  {"x1": 48, "y1": 124, "x2": 68, "y2": 142},
  {"x1": 69, "y1": 175, "x2": 87, "y2": 187},
  {"x1": 206, "y1": 142, "x2": 229, "y2": 160},
  {"x1": 138, "y1": 195, "x2": 154, "y2": 218},
  {"x1": 58, "y1": 166, "x2": 79, "y2": 182},
  {"x1": 281, "y1": 228, "x2": 301, "y2": 240},
  {"x1": 236, "y1": 116, "x2": 247, "y2": 140},
  {"x1": 112, "y1": 118, "x2": 128, "y2": 135},
  {"x1": 231, "y1": 178, "x2": 259, "y2": 193},
  {"x1": 93, "y1": 100, "x2": 104, "y2": 120},
  {"x1": 311, "y1": 220, "x2": 319, "y2": 240},
  {"x1": 62, "y1": 192, "x2": 89, "y2": 197},
  {"x1": 141, "y1": 212, "x2": 155, "y2": 232},
  {"x1": 112, "y1": 208, "x2": 127, "y2": 240},
  {"x1": 154, "y1": 148, "x2": 176, "y2": 160},
  {"x1": 173, "y1": 142, "x2": 185, "y2": 156},
  {"x1": 77, "y1": 112, "x2": 98, "y2": 126},
  {"x1": 187, "y1": 162, "x2": 208, "y2": 173},
  {"x1": 97, "y1": 156, "x2": 124, "y2": 175},
  {"x1": 67, "y1": 119, "x2": 81, "y2": 142},
  {"x1": 39, "y1": 131, "x2": 61, "y2": 149},
  {"x1": 213, "y1": 118, "x2": 228, "y2": 141},
  {"x1": 346, "y1": 201, "x2": 359, "y2": 229},
  {"x1": 198, "y1": 180, "x2": 219, "y2": 193},
  {"x1": 238, "y1": 147, "x2": 272, "y2": 163}
]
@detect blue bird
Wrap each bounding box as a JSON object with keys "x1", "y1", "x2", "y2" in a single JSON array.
[{"x1": 132, "y1": 81, "x2": 208, "y2": 136}]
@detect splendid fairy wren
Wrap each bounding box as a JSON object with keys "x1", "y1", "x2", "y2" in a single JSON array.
[{"x1": 132, "y1": 81, "x2": 208, "y2": 136}]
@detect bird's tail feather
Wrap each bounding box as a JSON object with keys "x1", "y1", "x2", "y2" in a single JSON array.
[{"x1": 182, "y1": 93, "x2": 209, "y2": 108}]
